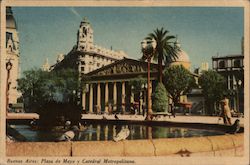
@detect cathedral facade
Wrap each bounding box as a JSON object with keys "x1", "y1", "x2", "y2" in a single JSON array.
[{"x1": 6, "y1": 7, "x2": 20, "y2": 104}]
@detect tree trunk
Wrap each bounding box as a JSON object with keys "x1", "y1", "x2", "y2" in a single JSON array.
[{"x1": 158, "y1": 52, "x2": 163, "y2": 83}]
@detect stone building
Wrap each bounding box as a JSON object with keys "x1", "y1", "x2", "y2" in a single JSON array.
[
  {"x1": 50, "y1": 17, "x2": 128, "y2": 75},
  {"x1": 170, "y1": 42, "x2": 191, "y2": 71},
  {"x1": 82, "y1": 45, "x2": 198, "y2": 114},
  {"x1": 6, "y1": 7, "x2": 20, "y2": 104},
  {"x1": 83, "y1": 58, "x2": 158, "y2": 114},
  {"x1": 212, "y1": 54, "x2": 244, "y2": 113}
]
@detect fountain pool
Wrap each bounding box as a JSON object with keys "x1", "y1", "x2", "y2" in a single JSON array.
[{"x1": 10, "y1": 122, "x2": 227, "y2": 142}]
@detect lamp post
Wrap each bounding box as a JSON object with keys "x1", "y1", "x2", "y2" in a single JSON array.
[
  {"x1": 141, "y1": 38, "x2": 157, "y2": 120},
  {"x1": 6, "y1": 59, "x2": 13, "y2": 116}
]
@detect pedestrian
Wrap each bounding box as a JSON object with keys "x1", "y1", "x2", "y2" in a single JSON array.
[
  {"x1": 220, "y1": 95, "x2": 232, "y2": 125},
  {"x1": 170, "y1": 102, "x2": 176, "y2": 118}
]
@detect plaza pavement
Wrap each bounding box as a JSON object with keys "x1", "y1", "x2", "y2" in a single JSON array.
[
  {"x1": 82, "y1": 113, "x2": 244, "y2": 126},
  {"x1": 6, "y1": 113, "x2": 244, "y2": 126}
]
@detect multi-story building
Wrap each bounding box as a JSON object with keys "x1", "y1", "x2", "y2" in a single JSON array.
[
  {"x1": 212, "y1": 54, "x2": 244, "y2": 113},
  {"x1": 6, "y1": 7, "x2": 20, "y2": 104},
  {"x1": 49, "y1": 17, "x2": 128, "y2": 75}
]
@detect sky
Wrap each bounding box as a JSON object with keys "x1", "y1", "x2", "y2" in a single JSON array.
[{"x1": 11, "y1": 7, "x2": 244, "y2": 73}]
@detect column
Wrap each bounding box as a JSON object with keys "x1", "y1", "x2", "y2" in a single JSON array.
[
  {"x1": 105, "y1": 82, "x2": 109, "y2": 113},
  {"x1": 122, "y1": 81, "x2": 126, "y2": 114},
  {"x1": 97, "y1": 82, "x2": 101, "y2": 114},
  {"x1": 139, "y1": 91, "x2": 143, "y2": 115},
  {"x1": 113, "y1": 82, "x2": 117, "y2": 112},
  {"x1": 131, "y1": 92, "x2": 134, "y2": 103},
  {"x1": 228, "y1": 75, "x2": 230, "y2": 89},
  {"x1": 89, "y1": 84, "x2": 93, "y2": 113},
  {"x1": 82, "y1": 91, "x2": 86, "y2": 111}
]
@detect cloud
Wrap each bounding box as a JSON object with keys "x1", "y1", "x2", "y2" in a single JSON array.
[{"x1": 69, "y1": 7, "x2": 81, "y2": 19}]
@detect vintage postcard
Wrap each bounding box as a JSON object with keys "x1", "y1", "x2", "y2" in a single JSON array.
[{"x1": 1, "y1": 0, "x2": 249, "y2": 165}]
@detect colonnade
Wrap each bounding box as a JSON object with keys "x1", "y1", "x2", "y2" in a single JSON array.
[{"x1": 82, "y1": 81, "x2": 153, "y2": 114}]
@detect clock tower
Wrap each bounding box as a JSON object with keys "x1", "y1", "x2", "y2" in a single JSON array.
[{"x1": 77, "y1": 17, "x2": 94, "y2": 52}]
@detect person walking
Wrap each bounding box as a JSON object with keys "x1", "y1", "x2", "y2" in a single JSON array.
[{"x1": 220, "y1": 95, "x2": 232, "y2": 125}]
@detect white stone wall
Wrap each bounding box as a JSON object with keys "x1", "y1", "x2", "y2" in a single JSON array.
[
  {"x1": 76, "y1": 17, "x2": 128, "y2": 74},
  {"x1": 6, "y1": 28, "x2": 20, "y2": 104},
  {"x1": 79, "y1": 54, "x2": 116, "y2": 74}
]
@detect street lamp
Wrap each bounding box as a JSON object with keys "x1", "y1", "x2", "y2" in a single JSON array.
[
  {"x1": 141, "y1": 38, "x2": 157, "y2": 120},
  {"x1": 6, "y1": 59, "x2": 13, "y2": 116}
]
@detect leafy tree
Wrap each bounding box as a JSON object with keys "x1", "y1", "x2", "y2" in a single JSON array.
[
  {"x1": 163, "y1": 65, "x2": 196, "y2": 107},
  {"x1": 145, "y1": 27, "x2": 179, "y2": 83},
  {"x1": 152, "y1": 83, "x2": 168, "y2": 112},
  {"x1": 198, "y1": 70, "x2": 227, "y2": 115},
  {"x1": 17, "y1": 68, "x2": 84, "y2": 113},
  {"x1": 17, "y1": 69, "x2": 51, "y2": 112},
  {"x1": 129, "y1": 76, "x2": 147, "y2": 96},
  {"x1": 128, "y1": 76, "x2": 147, "y2": 114}
]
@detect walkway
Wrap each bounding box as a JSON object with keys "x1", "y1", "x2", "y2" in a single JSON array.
[{"x1": 7, "y1": 113, "x2": 244, "y2": 126}]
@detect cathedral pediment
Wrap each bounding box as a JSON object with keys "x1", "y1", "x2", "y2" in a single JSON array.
[{"x1": 87, "y1": 58, "x2": 157, "y2": 76}]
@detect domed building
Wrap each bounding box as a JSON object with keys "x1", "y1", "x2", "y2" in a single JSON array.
[
  {"x1": 170, "y1": 41, "x2": 191, "y2": 70},
  {"x1": 6, "y1": 7, "x2": 20, "y2": 104},
  {"x1": 169, "y1": 41, "x2": 193, "y2": 105}
]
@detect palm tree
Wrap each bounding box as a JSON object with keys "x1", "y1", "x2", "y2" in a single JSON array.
[{"x1": 146, "y1": 27, "x2": 180, "y2": 83}]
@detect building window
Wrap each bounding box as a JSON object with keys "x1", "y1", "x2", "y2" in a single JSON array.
[
  {"x1": 81, "y1": 61, "x2": 85, "y2": 65},
  {"x1": 81, "y1": 67, "x2": 85, "y2": 71},
  {"x1": 233, "y1": 59, "x2": 241, "y2": 68},
  {"x1": 97, "y1": 63, "x2": 100, "y2": 67},
  {"x1": 227, "y1": 59, "x2": 231, "y2": 68},
  {"x1": 219, "y1": 60, "x2": 225, "y2": 68}
]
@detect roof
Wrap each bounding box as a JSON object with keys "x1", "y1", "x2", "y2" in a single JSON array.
[
  {"x1": 86, "y1": 58, "x2": 158, "y2": 76},
  {"x1": 212, "y1": 54, "x2": 243, "y2": 59},
  {"x1": 173, "y1": 49, "x2": 190, "y2": 62}
]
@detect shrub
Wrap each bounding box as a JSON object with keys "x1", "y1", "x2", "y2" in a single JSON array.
[
  {"x1": 152, "y1": 83, "x2": 168, "y2": 112},
  {"x1": 38, "y1": 101, "x2": 82, "y2": 128}
]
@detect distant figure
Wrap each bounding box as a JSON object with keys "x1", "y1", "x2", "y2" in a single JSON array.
[
  {"x1": 142, "y1": 103, "x2": 146, "y2": 116},
  {"x1": 77, "y1": 122, "x2": 82, "y2": 129},
  {"x1": 220, "y1": 96, "x2": 232, "y2": 125},
  {"x1": 30, "y1": 118, "x2": 37, "y2": 126},
  {"x1": 102, "y1": 116, "x2": 107, "y2": 120},
  {"x1": 228, "y1": 119, "x2": 241, "y2": 134},
  {"x1": 64, "y1": 120, "x2": 71, "y2": 129},
  {"x1": 115, "y1": 114, "x2": 119, "y2": 120},
  {"x1": 113, "y1": 127, "x2": 130, "y2": 142},
  {"x1": 108, "y1": 103, "x2": 112, "y2": 115},
  {"x1": 170, "y1": 103, "x2": 176, "y2": 118}
]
